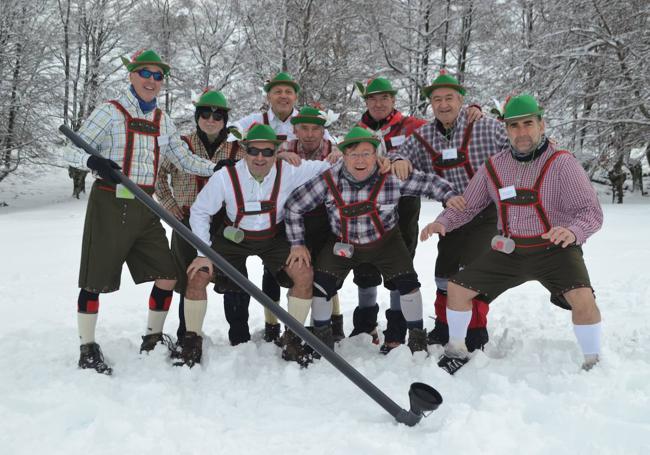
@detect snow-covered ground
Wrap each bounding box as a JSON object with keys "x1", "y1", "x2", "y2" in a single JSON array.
[{"x1": 1, "y1": 168, "x2": 649, "y2": 455}]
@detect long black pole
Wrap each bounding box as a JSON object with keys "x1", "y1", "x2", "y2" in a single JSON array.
[{"x1": 60, "y1": 124, "x2": 428, "y2": 426}]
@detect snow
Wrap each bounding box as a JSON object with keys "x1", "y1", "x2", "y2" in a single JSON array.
[{"x1": 1, "y1": 168, "x2": 650, "y2": 455}]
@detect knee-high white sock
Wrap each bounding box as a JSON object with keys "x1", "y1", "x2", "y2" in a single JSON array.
[
  {"x1": 446, "y1": 308, "x2": 472, "y2": 342},
  {"x1": 331, "y1": 294, "x2": 341, "y2": 316},
  {"x1": 146, "y1": 310, "x2": 168, "y2": 335},
  {"x1": 287, "y1": 296, "x2": 311, "y2": 325},
  {"x1": 573, "y1": 322, "x2": 601, "y2": 357},
  {"x1": 78, "y1": 313, "x2": 98, "y2": 345},
  {"x1": 400, "y1": 291, "x2": 423, "y2": 329},
  {"x1": 184, "y1": 299, "x2": 207, "y2": 334},
  {"x1": 312, "y1": 296, "x2": 332, "y2": 325}
]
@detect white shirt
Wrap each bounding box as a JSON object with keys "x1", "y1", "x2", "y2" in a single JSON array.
[
  {"x1": 230, "y1": 108, "x2": 332, "y2": 142},
  {"x1": 190, "y1": 159, "x2": 331, "y2": 251}
]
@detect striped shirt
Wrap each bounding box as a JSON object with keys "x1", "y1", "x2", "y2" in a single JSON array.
[
  {"x1": 285, "y1": 162, "x2": 457, "y2": 246},
  {"x1": 63, "y1": 89, "x2": 215, "y2": 186},
  {"x1": 392, "y1": 106, "x2": 508, "y2": 192},
  {"x1": 435, "y1": 143, "x2": 603, "y2": 245},
  {"x1": 190, "y1": 159, "x2": 331, "y2": 248},
  {"x1": 155, "y1": 132, "x2": 245, "y2": 213}
]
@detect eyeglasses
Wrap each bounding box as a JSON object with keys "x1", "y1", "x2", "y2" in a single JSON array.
[
  {"x1": 199, "y1": 110, "x2": 225, "y2": 121},
  {"x1": 246, "y1": 147, "x2": 276, "y2": 157},
  {"x1": 136, "y1": 68, "x2": 164, "y2": 81},
  {"x1": 347, "y1": 151, "x2": 375, "y2": 160}
]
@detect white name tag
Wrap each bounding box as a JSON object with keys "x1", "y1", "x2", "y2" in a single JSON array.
[
  {"x1": 244, "y1": 201, "x2": 262, "y2": 212},
  {"x1": 442, "y1": 148, "x2": 458, "y2": 160},
  {"x1": 379, "y1": 203, "x2": 396, "y2": 210},
  {"x1": 499, "y1": 186, "x2": 517, "y2": 200},
  {"x1": 158, "y1": 135, "x2": 170, "y2": 146},
  {"x1": 390, "y1": 135, "x2": 405, "y2": 147}
]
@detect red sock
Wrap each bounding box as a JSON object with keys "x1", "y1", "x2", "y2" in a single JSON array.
[
  {"x1": 434, "y1": 290, "x2": 447, "y2": 323},
  {"x1": 468, "y1": 297, "x2": 489, "y2": 328}
]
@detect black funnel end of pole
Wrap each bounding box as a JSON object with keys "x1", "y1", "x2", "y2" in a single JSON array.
[{"x1": 408, "y1": 382, "x2": 443, "y2": 416}]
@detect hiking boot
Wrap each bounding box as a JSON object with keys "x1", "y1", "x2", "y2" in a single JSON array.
[
  {"x1": 349, "y1": 304, "x2": 379, "y2": 344},
  {"x1": 437, "y1": 342, "x2": 470, "y2": 375},
  {"x1": 228, "y1": 323, "x2": 251, "y2": 346},
  {"x1": 379, "y1": 341, "x2": 400, "y2": 355},
  {"x1": 407, "y1": 328, "x2": 428, "y2": 354},
  {"x1": 263, "y1": 323, "x2": 281, "y2": 343},
  {"x1": 224, "y1": 293, "x2": 250, "y2": 346},
  {"x1": 140, "y1": 333, "x2": 164, "y2": 353},
  {"x1": 582, "y1": 354, "x2": 599, "y2": 371},
  {"x1": 427, "y1": 320, "x2": 449, "y2": 346},
  {"x1": 79, "y1": 342, "x2": 112, "y2": 375},
  {"x1": 176, "y1": 331, "x2": 202, "y2": 368},
  {"x1": 380, "y1": 309, "x2": 407, "y2": 354},
  {"x1": 280, "y1": 329, "x2": 310, "y2": 366},
  {"x1": 466, "y1": 327, "x2": 488, "y2": 352},
  {"x1": 310, "y1": 325, "x2": 334, "y2": 360},
  {"x1": 331, "y1": 314, "x2": 345, "y2": 342}
]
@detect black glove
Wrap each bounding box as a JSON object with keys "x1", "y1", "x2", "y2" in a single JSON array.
[
  {"x1": 214, "y1": 159, "x2": 236, "y2": 171},
  {"x1": 87, "y1": 155, "x2": 121, "y2": 183}
]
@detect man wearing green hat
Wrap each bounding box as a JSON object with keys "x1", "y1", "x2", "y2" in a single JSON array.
[
  {"x1": 182, "y1": 124, "x2": 333, "y2": 366},
  {"x1": 421, "y1": 94, "x2": 603, "y2": 374},
  {"x1": 155, "y1": 89, "x2": 251, "y2": 349},
  {"x1": 275, "y1": 106, "x2": 348, "y2": 340},
  {"x1": 391, "y1": 70, "x2": 508, "y2": 353},
  {"x1": 351, "y1": 76, "x2": 483, "y2": 353},
  {"x1": 63, "y1": 49, "x2": 222, "y2": 374},
  {"x1": 284, "y1": 126, "x2": 465, "y2": 354}
]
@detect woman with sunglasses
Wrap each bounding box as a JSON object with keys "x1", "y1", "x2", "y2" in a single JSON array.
[{"x1": 156, "y1": 89, "x2": 252, "y2": 354}]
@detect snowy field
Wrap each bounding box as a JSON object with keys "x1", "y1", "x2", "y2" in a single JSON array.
[{"x1": 1, "y1": 167, "x2": 649, "y2": 455}]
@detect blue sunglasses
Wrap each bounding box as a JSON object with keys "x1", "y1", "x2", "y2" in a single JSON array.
[{"x1": 136, "y1": 68, "x2": 164, "y2": 81}]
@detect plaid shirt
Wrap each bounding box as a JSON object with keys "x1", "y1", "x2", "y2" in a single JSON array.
[
  {"x1": 435, "y1": 143, "x2": 603, "y2": 245},
  {"x1": 392, "y1": 106, "x2": 508, "y2": 192},
  {"x1": 63, "y1": 89, "x2": 215, "y2": 186},
  {"x1": 279, "y1": 138, "x2": 338, "y2": 160},
  {"x1": 285, "y1": 161, "x2": 457, "y2": 246},
  {"x1": 155, "y1": 132, "x2": 244, "y2": 213}
]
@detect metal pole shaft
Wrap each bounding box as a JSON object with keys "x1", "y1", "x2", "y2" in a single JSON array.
[{"x1": 60, "y1": 124, "x2": 420, "y2": 425}]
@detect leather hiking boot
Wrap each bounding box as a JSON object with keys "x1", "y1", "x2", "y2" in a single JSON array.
[
  {"x1": 310, "y1": 325, "x2": 334, "y2": 360},
  {"x1": 349, "y1": 305, "x2": 380, "y2": 344},
  {"x1": 140, "y1": 333, "x2": 164, "y2": 353},
  {"x1": 175, "y1": 331, "x2": 202, "y2": 368},
  {"x1": 427, "y1": 320, "x2": 449, "y2": 346},
  {"x1": 79, "y1": 342, "x2": 112, "y2": 375},
  {"x1": 407, "y1": 328, "x2": 428, "y2": 354},
  {"x1": 280, "y1": 330, "x2": 310, "y2": 366},
  {"x1": 263, "y1": 323, "x2": 281, "y2": 344},
  {"x1": 331, "y1": 314, "x2": 345, "y2": 342}
]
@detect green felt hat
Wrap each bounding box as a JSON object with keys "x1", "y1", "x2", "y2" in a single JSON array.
[
  {"x1": 263, "y1": 72, "x2": 300, "y2": 93},
  {"x1": 121, "y1": 49, "x2": 170, "y2": 76},
  {"x1": 194, "y1": 89, "x2": 230, "y2": 110},
  {"x1": 503, "y1": 94, "x2": 544, "y2": 121},
  {"x1": 243, "y1": 124, "x2": 283, "y2": 145},
  {"x1": 337, "y1": 126, "x2": 380, "y2": 151},
  {"x1": 356, "y1": 77, "x2": 397, "y2": 98},
  {"x1": 421, "y1": 70, "x2": 465, "y2": 98},
  {"x1": 290, "y1": 106, "x2": 326, "y2": 126}
]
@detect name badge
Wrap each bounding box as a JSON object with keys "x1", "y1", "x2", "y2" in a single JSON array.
[
  {"x1": 115, "y1": 184, "x2": 135, "y2": 200},
  {"x1": 379, "y1": 203, "x2": 395, "y2": 210},
  {"x1": 244, "y1": 201, "x2": 262, "y2": 212},
  {"x1": 158, "y1": 135, "x2": 170, "y2": 146},
  {"x1": 442, "y1": 148, "x2": 458, "y2": 160},
  {"x1": 498, "y1": 186, "x2": 517, "y2": 200},
  {"x1": 390, "y1": 135, "x2": 405, "y2": 147}
]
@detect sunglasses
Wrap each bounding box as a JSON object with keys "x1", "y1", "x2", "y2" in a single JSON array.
[
  {"x1": 136, "y1": 68, "x2": 164, "y2": 81},
  {"x1": 198, "y1": 110, "x2": 225, "y2": 121},
  {"x1": 246, "y1": 147, "x2": 276, "y2": 157}
]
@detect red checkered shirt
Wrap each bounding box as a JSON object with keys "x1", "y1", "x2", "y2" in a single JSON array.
[
  {"x1": 279, "y1": 138, "x2": 339, "y2": 161},
  {"x1": 155, "y1": 132, "x2": 244, "y2": 214},
  {"x1": 358, "y1": 110, "x2": 427, "y2": 153},
  {"x1": 435, "y1": 143, "x2": 603, "y2": 245},
  {"x1": 285, "y1": 161, "x2": 457, "y2": 246},
  {"x1": 392, "y1": 106, "x2": 508, "y2": 192}
]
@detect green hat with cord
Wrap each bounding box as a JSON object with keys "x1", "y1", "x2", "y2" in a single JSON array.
[
  {"x1": 263, "y1": 72, "x2": 301, "y2": 93},
  {"x1": 421, "y1": 69, "x2": 465, "y2": 98},
  {"x1": 120, "y1": 49, "x2": 170, "y2": 76},
  {"x1": 502, "y1": 94, "x2": 544, "y2": 121},
  {"x1": 242, "y1": 124, "x2": 283, "y2": 146},
  {"x1": 337, "y1": 126, "x2": 380, "y2": 151}
]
